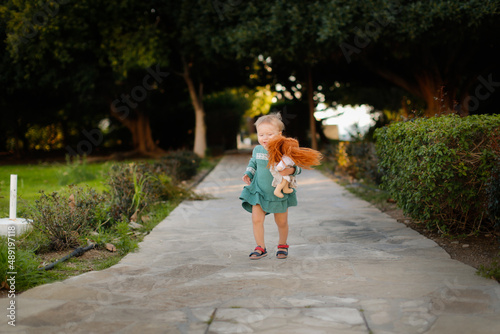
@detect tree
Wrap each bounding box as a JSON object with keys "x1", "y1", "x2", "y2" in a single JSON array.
[
  {"x1": 1, "y1": 0, "x2": 166, "y2": 156},
  {"x1": 223, "y1": 0, "x2": 357, "y2": 149},
  {"x1": 152, "y1": 0, "x2": 255, "y2": 157},
  {"x1": 337, "y1": 0, "x2": 500, "y2": 116}
]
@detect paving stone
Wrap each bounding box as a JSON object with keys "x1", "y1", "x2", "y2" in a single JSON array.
[
  {"x1": 303, "y1": 307, "x2": 364, "y2": 325},
  {"x1": 427, "y1": 314, "x2": 500, "y2": 334}
]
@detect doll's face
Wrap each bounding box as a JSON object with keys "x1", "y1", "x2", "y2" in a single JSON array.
[{"x1": 256, "y1": 123, "x2": 281, "y2": 149}]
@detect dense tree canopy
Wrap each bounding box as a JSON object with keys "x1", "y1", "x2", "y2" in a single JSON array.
[{"x1": 0, "y1": 0, "x2": 499, "y2": 158}]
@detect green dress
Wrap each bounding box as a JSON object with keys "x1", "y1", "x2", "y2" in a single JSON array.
[{"x1": 240, "y1": 145, "x2": 301, "y2": 214}]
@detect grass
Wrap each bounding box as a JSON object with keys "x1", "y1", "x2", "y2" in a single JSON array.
[
  {"x1": 477, "y1": 258, "x2": 500, "y2": 281},
  {"x1": 341, "y1": 180, "x2": 393, "y2": 212},
  {"x1": 36, "y1": 251, "x2": 123, "y2": 285},
  {"x1": 319, "y1": 163, "x2": 394, "y2": 213},
  {"x1": 0, "y1": 160, "x2": 110, "y2": 217}
]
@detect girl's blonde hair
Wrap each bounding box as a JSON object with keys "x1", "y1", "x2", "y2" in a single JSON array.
[{"x1": 254, "y1": 113, "x2": 285, "y2": 132}]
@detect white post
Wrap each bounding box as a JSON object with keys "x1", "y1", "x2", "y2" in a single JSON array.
[{"x1": 9, "y1": 174, "x2": 17, "y2": 220}]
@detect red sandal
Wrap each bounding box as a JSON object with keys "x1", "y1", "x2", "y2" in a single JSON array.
[
  {"x1": 249, "y1": 246, "x2": 267, "y2": 260},
  {"x1": 276, "y1": 244, "x2": 289, "y2": 259}
]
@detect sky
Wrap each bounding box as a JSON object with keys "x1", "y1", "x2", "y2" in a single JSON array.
[{"x1": 314, "y1": 104, "x2": 378, "y2": 140}]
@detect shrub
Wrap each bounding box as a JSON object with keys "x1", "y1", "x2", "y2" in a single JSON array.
[
  {"x1": 339, "y1": 141, "x2": 382, "y2": 183},
  {"x1": 27, "y1": 185, "x2": 106, "y2": 250},
  {"x1": 158, "y1": 150, "x2": 201, "y2": 183},
  {"x1": 375, "y1": 114, "x2": 500, "y2": 234},
  {"x1": 106, "y1": 162, "x2": 186, "y2": 222},
  {"x1": 112, "y1": 220, "x2": 138, "y2": 255},
  {"x1": 319, "y1": 142, "x2": 340, "y2": 173},
  {"x1": 487, "y1": 155, "x2": 500, "y2": 236}
]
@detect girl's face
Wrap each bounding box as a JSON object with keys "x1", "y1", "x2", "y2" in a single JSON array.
[{"x1": 256, "y1": 123, "x2": 281, "y2": 149}]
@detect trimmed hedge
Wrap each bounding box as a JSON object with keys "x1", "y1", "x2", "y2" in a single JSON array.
[{"x1": 375, "y1": 114, "x2": 500, "y2": 234}]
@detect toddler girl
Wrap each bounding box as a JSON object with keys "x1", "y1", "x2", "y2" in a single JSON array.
[{"x1": 240, "y1": 113, "x2": 301, "y2": 259}]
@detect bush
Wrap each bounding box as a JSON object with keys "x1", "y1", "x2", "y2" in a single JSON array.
[
  {"x1": 107, "y1": 163, "x2": 159, "y2": 221},
  {"x1": 336, "y1": 141, "x2": 382, "y2": 183},
  {"x1": 27, "y1": 185, "x2": 106, "y2": 250},
  {"x1": 158, "y1": 150, "x2": 201, "y2": 183},
  {"x1": 487, "y1": 156, "x2": 500, "y2": 236},
  {"x1": 375, "y1": 114, "x2": 500, "y2": 234},
  {"x1": 106, "y1": 162, "x2": 188, "y2": 222}
]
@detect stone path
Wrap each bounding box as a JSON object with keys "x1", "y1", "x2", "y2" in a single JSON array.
[{"x1": 1, "y1": 154, "x2": 500, "y2": 333}]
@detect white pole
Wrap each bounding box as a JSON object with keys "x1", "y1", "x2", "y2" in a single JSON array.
[{"x1": 9, "y1": 174, "x2": 17, "y2": 220}]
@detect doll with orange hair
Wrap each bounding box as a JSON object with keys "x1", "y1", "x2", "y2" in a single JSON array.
[{"x1": 267, "y1": 136, "x2": 322, "y2": 198}]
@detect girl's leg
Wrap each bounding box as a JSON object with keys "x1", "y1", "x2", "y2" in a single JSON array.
[
  {"x1": 252, "y1": 204, "x2": 266, "y2": 250},
  {"x1": 274, "y1": 211, "x2": 289, "y2": 246}
]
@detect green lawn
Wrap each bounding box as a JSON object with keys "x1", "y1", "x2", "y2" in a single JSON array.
[{"x1": 0, "y1": 162, "x2": 111, "y2": 217}]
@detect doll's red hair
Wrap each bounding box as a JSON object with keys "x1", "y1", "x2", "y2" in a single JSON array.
[{"x1": 266, "y1": 136, "x2": 322, "y2": 169}]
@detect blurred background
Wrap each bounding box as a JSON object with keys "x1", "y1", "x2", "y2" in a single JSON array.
[{"x1": 0, "y1": 0, "x2": 499, "y2": 161}]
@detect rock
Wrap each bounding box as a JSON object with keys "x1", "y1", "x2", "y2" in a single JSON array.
[
  {"x1": 129, "y1": 221, "x2": 143, "y2": 230},
  {"x1": 105, "y1": 243, "x2": 117, "y2": 252}
]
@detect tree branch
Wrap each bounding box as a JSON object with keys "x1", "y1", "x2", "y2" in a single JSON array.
[{"x1": 362, "y1": 60, "x2": 421, "y2": 98}]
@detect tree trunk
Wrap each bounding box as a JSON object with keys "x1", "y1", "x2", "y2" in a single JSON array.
[
  {"x1": 414, "y1": 72, "x2": 459, "y2": 116},
  {"x1": 368, "y1": 63, "x2": 465, "y2": 117},
  {"x1": 109, "y1": 104, "x2": 165, "y2": 156},
  {"x1": 306, "y1": 67, "x2": 318, "y2": 150},
  {"x1": 182, "y1": 58, "x2": 207, "y2": 158}
]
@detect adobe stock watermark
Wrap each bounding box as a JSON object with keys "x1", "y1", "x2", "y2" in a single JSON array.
[
  {"x1": 211, "y1": 0, "x2": 242, "y2": 21},
  {"x1": 461, "y1": 73, "x2": 500, "y2": 113},
  {"x1": 13, "y1": 0, "x2": 71, "y2": 48},
  {"x1": 111, "y1": 64, "x2": 170, "y2": 120},
  {"x1": 340, "y1": 3, "x2": 402, "y2": 64},
  {"x1": 66, "y1": 64, "x2": 169, "y2": 156}
]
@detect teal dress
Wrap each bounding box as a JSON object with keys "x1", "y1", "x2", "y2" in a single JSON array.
[{"x1": 240, "y1": 145, "x2": 301, "y2": 214}]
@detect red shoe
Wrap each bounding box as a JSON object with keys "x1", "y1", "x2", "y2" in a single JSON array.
[
  {"x1": 249, "y1": 246, "x2": 267, "y2": 260},
  {"x1": 276, "y1": 244, "x2": 289, "y2": 259}
]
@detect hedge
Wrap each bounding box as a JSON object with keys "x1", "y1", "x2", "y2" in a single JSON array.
[{"x1": 375, "y1": 114, "x2": 500, "y2": 234}]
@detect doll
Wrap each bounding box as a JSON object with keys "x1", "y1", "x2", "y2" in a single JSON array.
[{"x1": 267, "y1": 136, "x2": 322, "y2": 198}]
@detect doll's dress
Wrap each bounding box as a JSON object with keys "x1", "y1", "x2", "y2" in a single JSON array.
[
  {"x1": 270, "y1": 155, "x2": 298, "y2": 188},
  {"x1": 239, "y1": 145, "x2": 300, "y2": 214}
]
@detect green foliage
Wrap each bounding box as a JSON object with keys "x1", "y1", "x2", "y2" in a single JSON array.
[
  {"x1": 0, "y1": 162, "x2": 108, "y2": 217},
  {"x1": 16, "y1": 228, "x2": 51, "y2": 254},
  {"x1": 487, "y1": 156, "x2": 500, "y2": 233},
  {"x1": 112, "y1": 220, "x2": 138, "y2": 255},
  {"x1": 205, "y1": 88, "x2": 252, "y2": 151},
  {"x1": 26, "y1": 185, "x2": 107, "y2": 250},
  {"x1": 477, "y1": 257, "x2": 500, "y2": 282},
  {"x1": 0, "y1": 236, "x2": 49, "y2": 291},
  {"x1": 337, "y1": 141, "x2": 382, "y2": 184},
  {"x1": 375, "y1": 114, "x2": 500, "y2": 234},
  {"x1": 106, "y1": 163, "x2": 161, "y2": 221},
  {"x1": 159, "y1": 151, "x2": 202, "y2": 183},
  {"x1": 58, "y1": 155, "x2": 97, "y2": 186},
  {"x1": 106, "y1": 159, "x2": 195, "y2": 222}
]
